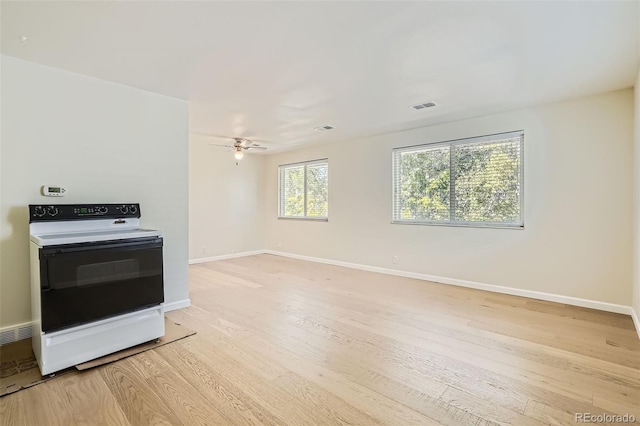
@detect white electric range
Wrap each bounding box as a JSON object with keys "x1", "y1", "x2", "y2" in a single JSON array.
[{"x1": 29, "y1": 203, "x2": 165, "y2": 375}]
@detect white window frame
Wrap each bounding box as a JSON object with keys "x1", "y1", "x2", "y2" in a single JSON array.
[
  {"x1": 392, "y1": 130, "x2": 524, "y2": 229},
  {"x1": 278, "y1": 158, "x2": 329, "y2": 221}
]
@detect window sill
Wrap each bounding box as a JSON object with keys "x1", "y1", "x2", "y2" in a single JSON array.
[
  {"x1": 391, "y1": 220, "x2": 524, "y2": 230},
  {"x1": 278, "y1": 217, "x2": 328, "y2": 222}
]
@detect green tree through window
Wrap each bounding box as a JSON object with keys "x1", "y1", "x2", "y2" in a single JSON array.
[
  {"x1": 393, "y1": 131, "x2": 523, "y2": 227},
  {"x1": 279, "y1": 160, "x2": 328, "y2": 218}
]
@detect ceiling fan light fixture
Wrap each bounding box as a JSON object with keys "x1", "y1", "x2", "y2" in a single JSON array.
[{"x1": 234, "y1": 149, "x2": 244, "y2": 160}]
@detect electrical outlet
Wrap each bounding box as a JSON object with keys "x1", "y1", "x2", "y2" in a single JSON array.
[
  {"x1": 201, "y1": 247, "x2": 205, "y2": 254},
  {"x1": 232, "y1": 249, "x2": 238, "y2": 254},
  {"x1": 277, "y1": 242, "x2": 282, "y2": 248},
  {"x1": 392, "y1": 255, "x2": 399, "y2": 264}
]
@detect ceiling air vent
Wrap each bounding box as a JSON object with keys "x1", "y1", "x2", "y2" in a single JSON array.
[
  {"x1": 410, "y1": 102, "x2": 437, "y2": 110},
  {"x1": 313, "y1": 125, "x2": 335, "y2": 131}
]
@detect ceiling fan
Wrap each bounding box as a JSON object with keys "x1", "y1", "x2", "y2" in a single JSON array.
[{"x1": 209, "y1": 137, "x2": 267, "y2": 161}]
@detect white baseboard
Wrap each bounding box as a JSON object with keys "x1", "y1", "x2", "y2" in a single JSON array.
[
  {"x1": 631, "y1": 308, "x2": 640, "y2": 341},
  {"x1": 163, "y1": 298, "x2": 191, "y2": 312},
  {"x1": 263, "y1": 250, "x2": 634, "y2": 316},
  {"x1": 189, "y1": 250, "x2": 265, "y2": 265},
  {"x1": 0, "y1": 321, "x2": 32, "y2": 346}
]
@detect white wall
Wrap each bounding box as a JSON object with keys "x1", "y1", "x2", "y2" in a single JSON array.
[
  {"x1": 265, "y1": 90, "x2": 634, "y2": 306},
  {"x1": 634, "y1": 71, "x2": 640, "y2": 320},
  {"x1": 0, "y1": 54, "x2": 4, "y2": 314},
  {"x1": 0, "y1": 55, "x2": 190, "y2": 328},
  {"x1": 189, "y1": 134, "x2": 265, "y2": 260}
]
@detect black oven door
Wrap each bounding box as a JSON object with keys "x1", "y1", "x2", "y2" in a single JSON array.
[{"x1": 39, "y1": 237, "x2": 164, "y2": 332}]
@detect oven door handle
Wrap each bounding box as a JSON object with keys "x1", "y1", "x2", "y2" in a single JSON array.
[{"x1": 40, "y1": 238, "x2": 163, "y2": 256}]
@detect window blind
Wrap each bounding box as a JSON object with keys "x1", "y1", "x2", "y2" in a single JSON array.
[{"x1": 392, "y1": 131, "x2": 523, "y2": 227}]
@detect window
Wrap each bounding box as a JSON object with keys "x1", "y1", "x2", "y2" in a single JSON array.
[
  {"x1": 279, "y1": 159, "x2": 328, "y2": 219},
  {"x1": 392, "y1": 131, "x2": 523, "y2": 228}
]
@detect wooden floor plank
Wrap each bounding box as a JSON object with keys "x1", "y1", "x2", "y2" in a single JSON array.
[
  {"x1": 0, "y1": 390, "x2": 27, "y2": 426},
  {"x1": 59, "y1": 369, "x2": 131, "y2": 426},
  {"x1": 20, "y1": 378, "x2": 79, "y2": 426},
  {"x1": 440, "y1": 386, "x2": 541, "y2": 426},
  {"x1": 98, "y1": 358, "x2": 184, "y2": 425},
  {"x1": 2, "y1": 254, "x2": 639, "y2": 425},
  {"x1": 524, "y1": 399, "x2": 579, "y2": 426},
  {"x1": 135, "y1": 351, "x2": 233, "y2": 426},
  {"x1": 155, "y1": 340, "x2": 285, "y2": 426}
]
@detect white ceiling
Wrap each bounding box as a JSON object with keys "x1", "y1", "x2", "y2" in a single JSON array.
[{"x1": 2, "y1": 1, "x2": 638, "y2": 152}]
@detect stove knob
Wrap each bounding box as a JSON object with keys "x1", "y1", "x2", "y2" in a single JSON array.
[
  {"x1": 47, "y1": 206, "x2": 59, "y2": 216},
  {"x1": 129, "y1": 205, "x2": 138, "y2": 214},
  {"x1": 34, "y1": 206, "x2": 46, "y2": 217},
  {"x1": 98, "y1": 206, "x2": 108, "y2": 214},
  {"x1": 120, "y1": 205, "x2": 129, "y2": 214}
]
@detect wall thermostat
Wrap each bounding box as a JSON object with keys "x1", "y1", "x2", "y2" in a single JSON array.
[{"x1": 42, "y1": 185, "x2": 66, "y2": 197}]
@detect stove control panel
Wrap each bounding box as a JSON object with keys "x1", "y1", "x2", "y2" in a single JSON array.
[{"x1": 29, "y1": 203, "x2": 142, "y2": 222}]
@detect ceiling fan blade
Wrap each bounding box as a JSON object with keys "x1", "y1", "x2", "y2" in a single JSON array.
[
  {"x1": 236, "y1": 138, "x2": 255, "y2": 148},
  {"x1": 208, "y1": 143, "x2": 234, "y2": 148},
  {"x1": 194, "y1": 132, "x2": 273, "y2": 147},
  {"x1": 246, "y1": 146, "x2": 268, "y2": 150}
]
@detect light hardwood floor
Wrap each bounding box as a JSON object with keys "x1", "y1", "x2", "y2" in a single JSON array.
[{"x1": 1, "y1": 254, "x2": 639, "y2": 425}]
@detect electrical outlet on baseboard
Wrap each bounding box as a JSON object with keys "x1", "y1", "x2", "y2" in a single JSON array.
[
  {"x1": 276, "y1": 242, "x2": 282, "y2": 248},
  {"x1": 201, "y1": 247, "x2": 206, "y2": 254},
  {"x1": 392, "y1": 255, "x2": 399, "y2": 264}
]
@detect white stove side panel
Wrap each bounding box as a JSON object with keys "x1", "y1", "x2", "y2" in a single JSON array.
[{"x1": 29, "y1": 242, "x2": 43, "y2": 369}]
